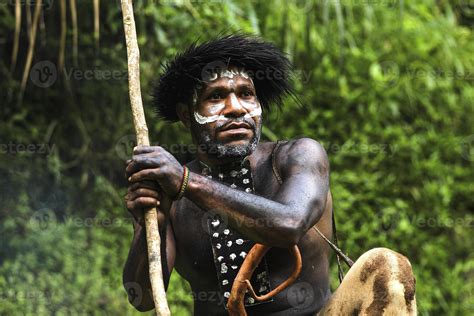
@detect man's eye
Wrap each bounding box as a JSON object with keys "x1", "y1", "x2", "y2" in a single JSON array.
[
  {"x1": 209, "y1": 93, "x2": 222, "y2": 100},
  {"x1": 241, "y1": 90, "x2": 254, "y2": 98}
]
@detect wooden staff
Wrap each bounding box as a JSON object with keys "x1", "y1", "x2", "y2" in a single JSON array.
[
  {"x1": 11, "y1": 0, "x2": 21, "y2": 73},
  {"x1": 120, "y1": 1, "x2": 170, "y2": 315}
]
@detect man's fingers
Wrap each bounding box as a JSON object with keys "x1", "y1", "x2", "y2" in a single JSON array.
[
  {"x1": 128, "y1": 188, "x2": 161, "y2": 201},
  {"x1": 128, "y1": 169, "x2": 157, "y2": 183},
  {"x1": 128, "y1": 197, "x2": 160, "y2": 210},
  {"x1": 129, "y1": 180, "x2": 160, "y2": 192},
  {"x1": 126, "y1": 154, "x2": 164, "y2": 178},
  {"x1": 133, "y1": 145, "x2": 160, "y2": 155}
]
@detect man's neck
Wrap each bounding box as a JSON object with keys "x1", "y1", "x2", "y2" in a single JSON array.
[{"x1": 196, "y1": 151, "x2": 248, "y2": 169}]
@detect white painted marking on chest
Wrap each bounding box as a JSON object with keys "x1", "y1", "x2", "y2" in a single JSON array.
[{"x1": 221, "y1": 263, "x2": 228, "y2": 273}]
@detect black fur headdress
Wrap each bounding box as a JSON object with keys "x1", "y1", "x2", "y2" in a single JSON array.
[{"x1": 152, "y1": 34, "x2": 296, "y2": 122}]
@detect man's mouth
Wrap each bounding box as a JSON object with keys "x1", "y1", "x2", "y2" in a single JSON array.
[{"x1": 220, "y1": 122, "x2": 252, "y2": 132}]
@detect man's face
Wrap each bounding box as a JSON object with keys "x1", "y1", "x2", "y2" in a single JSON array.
[{"x1": 189, "y1": 69, "x2": 262, "y2": 158}]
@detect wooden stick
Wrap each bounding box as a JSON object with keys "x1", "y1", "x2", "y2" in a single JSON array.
[
  {"x1": 120, "y1": 1, "x2": 170, "y2": 315},
  {"x1": 70, "y1": 0, "x2": 78, "y2": 67},
  {"x1": 313, "y1": 226, "x2": 354, "y2": 267},
  {"x1": 58, "y1": 0, "x2": 67, "y2": 72},
  {"x1": 11, "y1": 0, "x2": 21, "y2": 73},
  {"x1": 19, "y1": 0, "x2": 42, "y2": 104},
  {"x1": 94, "y1": 0, "x2": 100, "y2": 52}
]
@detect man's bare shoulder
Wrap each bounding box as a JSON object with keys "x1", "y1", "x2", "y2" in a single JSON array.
[{"x1": 275, "y1": 137, "x2": 329, "y2": 177}]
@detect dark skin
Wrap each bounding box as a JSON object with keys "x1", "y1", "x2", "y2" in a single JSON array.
[{"x1": 123, "y1": 73, "x2": 333, "y2": 315}]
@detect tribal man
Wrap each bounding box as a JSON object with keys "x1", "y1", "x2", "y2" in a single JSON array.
[{"x1": 123, "y1": 35, "x2": 417, "y2": 315}]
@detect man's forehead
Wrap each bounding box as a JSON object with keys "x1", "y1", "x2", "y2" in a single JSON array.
[{"x1": 200, "y1": 67, "x2": 254, "y2": 89}]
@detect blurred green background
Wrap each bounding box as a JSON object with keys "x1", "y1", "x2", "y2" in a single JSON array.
[{"x1": 0, "y1": 0, "x2": 472, "y2": 315}]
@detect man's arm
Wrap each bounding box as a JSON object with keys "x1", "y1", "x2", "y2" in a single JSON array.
[
  {"x1": 184, "y1": 138, "x2": 329, "y2": 248},
  {"x1": 126, "y1": 137, "x2": 329, "y2": 248},
  {"x1": 122, "y1": 181, "x2": 176, "y2": 311}
]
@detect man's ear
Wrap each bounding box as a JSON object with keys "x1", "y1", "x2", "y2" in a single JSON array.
[{"x1": 176, "y1": 103, "x2": 191, "y2": 128}]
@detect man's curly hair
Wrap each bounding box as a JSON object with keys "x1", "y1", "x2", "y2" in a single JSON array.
[{"x1": 152, "y1": 34, "x2": 296, "y2": 122}]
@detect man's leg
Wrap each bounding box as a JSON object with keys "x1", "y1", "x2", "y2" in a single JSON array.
[{"x1": 318, "y1": 248, "x2": 417, "y2": 316}]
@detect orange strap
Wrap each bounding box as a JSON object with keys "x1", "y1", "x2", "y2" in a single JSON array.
[{"x1": 227, "y1": 244, "x2": 302, "y2": 316}]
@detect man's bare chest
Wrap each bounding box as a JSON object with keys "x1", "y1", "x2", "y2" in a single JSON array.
[{"x1": 170, "y1": 161, "x2": 279, "y2": 276}]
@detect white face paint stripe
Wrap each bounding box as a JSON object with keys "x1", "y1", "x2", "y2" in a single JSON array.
[
  {"x1": 207, "y1": 69, "x2": 252, "y2": 82},
  {"x1": 207, "y1": 102, "x2": 226, "y2": 114},
  {"x1": 208, "y1": 72, "x2": 219, "y2": 81},
  {"x1": 193, "y1": 107, "x2": 262, "y2": 125},
  {"x1": 220, "y1": 70, "x2": 234, "y2": 79},
  {"x1": 193, "y1": 112, "x2": 224, "y2": 124}
]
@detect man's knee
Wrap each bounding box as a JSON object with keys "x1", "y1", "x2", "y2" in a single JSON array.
[{"x1": 358, "y1": 247, "x2": 417, "y2": 315}]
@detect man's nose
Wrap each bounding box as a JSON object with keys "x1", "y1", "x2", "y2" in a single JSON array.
[{"x1": 222, "y1": 93, "x2": 246, "y2": 117}]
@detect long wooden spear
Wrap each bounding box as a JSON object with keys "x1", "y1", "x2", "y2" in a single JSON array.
[{"x1": 120, "y1": 1, "x2": 171, "y2": 315}]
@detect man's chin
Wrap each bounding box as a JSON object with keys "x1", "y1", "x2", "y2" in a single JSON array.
[
  {"x1": 212, "y1": 138, "x2": 258, "y2": 158},
  {"x1": 220, "y1": 137, "x2": 250, "y2": 147}
]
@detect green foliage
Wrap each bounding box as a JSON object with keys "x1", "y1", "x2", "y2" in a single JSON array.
[{"x1": 0, "y1": 0, "x2": 472, "y2": 315}]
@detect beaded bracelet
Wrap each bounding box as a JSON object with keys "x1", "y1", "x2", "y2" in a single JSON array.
[{"x1": 174, "y1": 166, "x2": 189, "y2": 200}]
